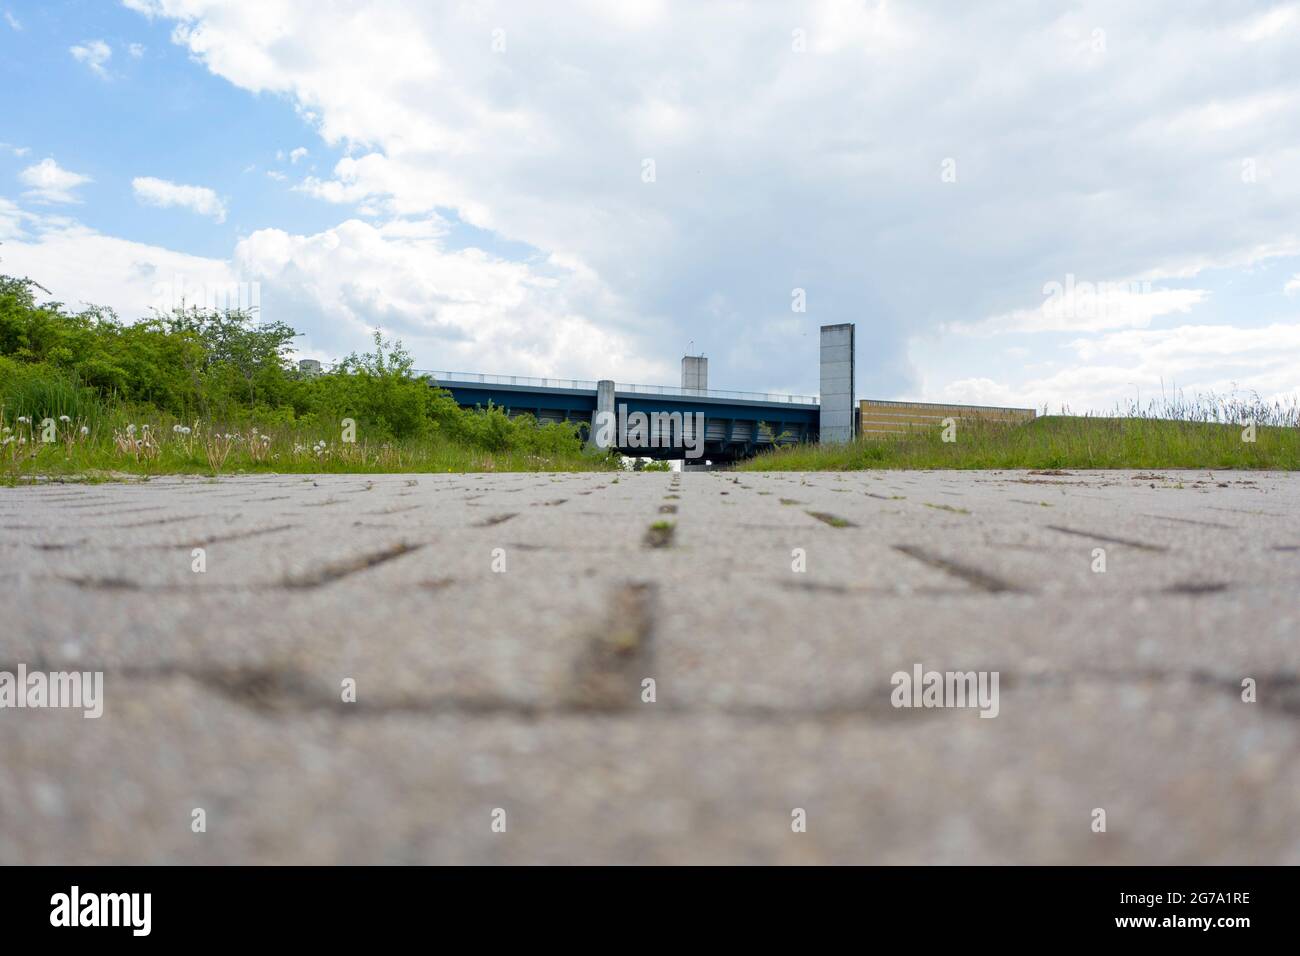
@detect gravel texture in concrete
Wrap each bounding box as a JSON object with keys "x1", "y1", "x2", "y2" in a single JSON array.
[{"x1": 0, "y1": 469, "x2": 1296, "y2": 863}]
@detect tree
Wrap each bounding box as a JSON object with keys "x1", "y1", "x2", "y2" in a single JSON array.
[{"x1": 158, "y1": 305, "x2": 298, "y2": 409}]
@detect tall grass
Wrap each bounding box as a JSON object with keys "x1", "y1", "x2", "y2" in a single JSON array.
[
  {"x1": 742, "y1": 392, "x2": 1300, "y2": 471},
  {"x1": 0, "y1": 357, "x2": 106, "y2": 429},
  {"x1": 1090, "y1": 387, "x2": 1299, "y2": 429},
  {"x1": 0, "y1": 349, "x2": 618, "y2": 479},
  {"x1": 1, "y1": 409, "x2": 616, "y2": 482}
]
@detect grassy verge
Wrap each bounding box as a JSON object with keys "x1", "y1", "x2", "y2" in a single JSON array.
[
  {"x1": 740, "y1": 415, "x2": 1300, "y2": 471},
  {"x1": 1, "y1": 275, "x2": 621, "y2": 479},
  {"x1": 0, "y1": 414, "x2": 615, "y2": 484}
]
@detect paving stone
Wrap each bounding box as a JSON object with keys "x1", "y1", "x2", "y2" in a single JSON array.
[{"x1": 0, "y1": 469, "x2": 1296, "y2": 863}]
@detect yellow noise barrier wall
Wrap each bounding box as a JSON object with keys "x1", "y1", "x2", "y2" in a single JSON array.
[{"x1": 858, "y1": 399, "x2": 1036, "y2": 439}]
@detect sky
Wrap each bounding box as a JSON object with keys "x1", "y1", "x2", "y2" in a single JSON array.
[{"x1": 2, "y1": 0, "x2": 1299, "y2": 412}]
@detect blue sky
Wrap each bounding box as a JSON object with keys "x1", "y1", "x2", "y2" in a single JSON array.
[
  {"x1": 0, "y1": 1, "x2": 351, "y2": 255},
  {"x1": 3, "y1": 1, "x2": 1299, "y2": 412}
]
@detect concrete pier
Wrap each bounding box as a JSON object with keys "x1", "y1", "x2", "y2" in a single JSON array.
[
  {"x1": 590, "y1": 378, "x2": 616, "y2": 449},
  {"x1": 819, "y1": 323, "x2": 855, "y2": 443}
]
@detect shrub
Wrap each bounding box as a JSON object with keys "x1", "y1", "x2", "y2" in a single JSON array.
[
  {"x1": 0, "y1": 356, "x2": 105, "y2": 427},
  {"x1": 0, "y1": 274, "x2": 592, "y2": 463}
]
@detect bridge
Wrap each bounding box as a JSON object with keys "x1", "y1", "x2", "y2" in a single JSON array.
[
  {"x1": 390, "y1": 325, "x2": 1029, "y2": 462},
  {"x1": 417, "y1": 371, "x2": 820, "y2": 462}
]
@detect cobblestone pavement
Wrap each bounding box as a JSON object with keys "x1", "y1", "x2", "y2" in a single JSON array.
[{"x1": 1, "y1": 469, "x2": 1296, "y2": 864}]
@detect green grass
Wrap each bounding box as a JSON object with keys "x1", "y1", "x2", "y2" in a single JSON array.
[
  {"x1": 644, "y1": 519, "x2": 676, "y2": 548},
  {"x1": 2, "y1": 277, "x2": 617, "y2": 478},
  {"x1": 0, "y1": 411, "x2": 615, "y2": 484},
  {"x1": 806, "y1": 511, "x2": 854, "y2": 527},
  {"x1": 7, "y1": 274, "x2": 1298, "y2": 477},
  {"x1": 741, "y1": 415, "x2": 1300, "y2": 471}
]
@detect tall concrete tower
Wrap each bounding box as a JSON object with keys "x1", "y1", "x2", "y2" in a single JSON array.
[
  {"x1": 819, "y1": 324, "x2": 855, "y2": 443},
  {"x1": 681, "y1": 355, "x2": 707, "y2": 393}
]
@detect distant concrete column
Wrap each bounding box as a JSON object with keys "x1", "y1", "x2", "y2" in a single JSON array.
[
  {"x1": 681, "y1": 355, "x2": 707, "y2": 394},
  {"x1": 819, "y1": 324, "x2": 855, "y2": 443},
  {"x1": 590, "y1": 379, "x2": 617, "y2": 450}
]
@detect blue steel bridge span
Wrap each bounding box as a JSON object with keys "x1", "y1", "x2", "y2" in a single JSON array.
[{"x1": 418, "y1": 371, "x2": 820, "y2": 462}]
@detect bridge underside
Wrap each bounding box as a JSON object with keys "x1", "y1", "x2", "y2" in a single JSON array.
[{"x1": 429, "y1": 379, "x2": 818, "y2": 462}]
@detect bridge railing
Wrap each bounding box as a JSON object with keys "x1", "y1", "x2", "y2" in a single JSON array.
[
  {"x1": 417, "y1": 371, "x2": 599, "y2": 391},
  {"x1": 417, "y1": 370, "x2": 818, "y2": 406},
  {"x1": 616, "y1": 382, "x2": 819, "y2": 405}
]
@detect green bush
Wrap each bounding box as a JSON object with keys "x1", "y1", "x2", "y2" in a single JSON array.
[
  {"x1": 0, "y1": 274, "x2": 589, "y2": 462},
  {"x1": 0, "y1": 356, "x2": 105, "y2": 426},
  {"x1": 293, "y1": 332, "x2": 444, "y2": 440}
]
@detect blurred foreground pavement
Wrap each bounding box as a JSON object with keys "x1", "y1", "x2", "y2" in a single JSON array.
[{"x1": 1, "y1": 469, "x2": 1297, "y2": 864}]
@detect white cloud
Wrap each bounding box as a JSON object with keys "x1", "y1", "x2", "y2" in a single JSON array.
[
  {"x1": 1285, "y1": 275, "x2": 1300, "y2": 296},
  {"x1": 0, "y1": 201, "x2": 660, "y2": 382},
  {"x1": 0, "y1": 142, "x2": 29, "y2": 157},
  {"x1": 0, "y1": 209, "x2": 238, "y2": 319},
  {"x1": 0, "y1": 196, "x2": 28, "y2": 240},
  {"x1": 132, "y1": 176, "x2": 227, "y2": 223},
  {"x1": 233, "y1": 218, "x2": 660, "y2": 380},
  {"x1": 89, "y1": 0, "x2": 1300, "y2": 401},
  {"x1": 120, "y1": 0, "x2": 162, "y2": 18},
  {"x1": 1070, "y1": 322, "x2": 1300, "y2": 367},
  {"x1": 69, "y1": 39, "x2": 112, "y2": 79},
  {"x1": 19, "y1": 158, "x2": 92, "y2": 204},
  {"x1": 129, "y1": 43, "x2": 146, "y2": 59},
  {"x1": 289, "y1": 147, "x2": 308, "y2": 164},
  {"x1": 4, "y1": 10, "x2": 21, "y2": 31},
  {"x1": 295, "y1": 153, "x2": 458, "y2": 219},
  {"x1": 1240, "y1": 4, "x2": 1300, "y2": 42},
  {"x1": 953, "y1": 284, "x2": 1210, "y2": 336},
  {"x1": 929, "y1": 377, "x2": 1031, "y2": 409},
  {"x1": 925, "y1": 323, "x2": 1300, "y2": 413}
]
